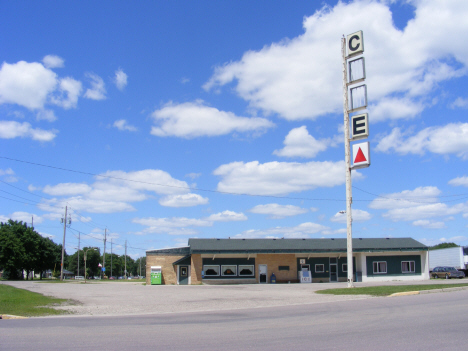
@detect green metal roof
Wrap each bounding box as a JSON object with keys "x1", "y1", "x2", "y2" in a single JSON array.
[
  {"x1": 188, "y1": 238, "x2": 427, "y2": 254},
  {"x1": 147, "y1": 246, "x2": 190, "y2": 255}
]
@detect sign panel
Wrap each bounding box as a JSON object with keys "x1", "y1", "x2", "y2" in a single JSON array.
[
  {"x1": 352, "y1": 142, "x2": 370, "y2": 169},
  {"x1": 347, "y1": 30, "x2": 364, "y2": 56},
  {"x1": 351, "y1": 113, "x2": 369, "y2": 141}
]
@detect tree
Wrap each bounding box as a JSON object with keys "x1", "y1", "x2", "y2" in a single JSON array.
[
  {"x1": 429, "y1": 242, "x2": 459, "y2": 250},
  {"x1": 0, "y1": 220, "x2": 25, "y2": 279},
  {"x1": 135, "y1": 256, "x2": 146, "y2": 276},
  {"x1": 36, "y1": 236, "x2": 60, "y2": 280},
  {"x1": 83, "y1": 247, "x2": 100, "y2": 278}
]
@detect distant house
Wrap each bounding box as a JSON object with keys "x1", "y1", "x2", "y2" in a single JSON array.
[{"x1": 146, "y1": 237, "x2": 429, "y2": 285}]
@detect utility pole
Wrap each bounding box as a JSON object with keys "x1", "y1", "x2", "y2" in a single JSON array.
[
  {"x1": 124, "y1": 240, "x2": 127, "y2": 278},
  {"x1": 60, "y1": 206, "x2": 70, "y2": 281},
  {"x1": 102, "y1": 228, "x2": 107, "y2": 279},
  {"x1": 110, "y1": 239, "x2": 113, "y2": 278},
  {"x1": 77, "y1": 232, "x2": 81, "y2": 276},
  {"x1": 139, "y1": 257, "x2": 141, "y2": 278}
]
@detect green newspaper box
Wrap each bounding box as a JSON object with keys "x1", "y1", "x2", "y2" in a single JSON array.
[{"x1": 151, "y1": 266, "x2": 162, "y2": 285}]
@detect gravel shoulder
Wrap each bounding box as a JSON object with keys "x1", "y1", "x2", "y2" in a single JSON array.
[{"x1": 3, "y1": 279, "x2": 467, "y2": 317}]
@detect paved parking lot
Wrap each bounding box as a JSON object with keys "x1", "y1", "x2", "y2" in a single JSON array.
[{"x1": 2, "y1": 279, "x2": 467, "y2": 317}]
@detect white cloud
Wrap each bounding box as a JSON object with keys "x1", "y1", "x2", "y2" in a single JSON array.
[
  {"x1": 450, "y1": 97, "x2": 468, "y2": 109},
  {"x1": 249, "y1": 203, "x2": 308, "y2": 219},
  {"x1": 214, "y1": 160, "x2": 362, "y2": 196},
  {"x1": 330, "y1": 209, "x2": 372, "y2": 223},
  {"x1": 113, "y1": 119, "x2": 137, "y2": 132},
  {"x1": 185, "y1": 173, "x2": 201, "y2": 180},
  {"x1": 37, "y1": 169, "x2": 191, "y2": 214},
  {"x1": 273, "y1": 126, "x2": 330, "y2": 158},
  {"x1": 412, "y1": 220, "x2": 445, "y2": 229},
  {"x1": 8, "y1": 211, "x2": 43, "y2": 225},
  {"x1": 159, "y1": 193, "x2": 209, "y2": 207},
  {"x1": 383, "y1": 203, "x2": 465, "y2": 222},
  {"x1": 206, "y1": 210, "x2": 247, "y2": 222},
  {"x1": 448, "y1": 176, "x2": 468, "y2": 187},
  {"x1": 43, "y1": 183, "x2": 92, "y2": 196},
  {"x1": 42, "y1": 55, "x2": 64, "y2": 69},
  {"x1": 114, "y1": 69, "x2": 128, "y2": 91},
  {"x1": 132, "y1": 217, "x2": 212, "y2": 235},
  {"x1": 151, "y1": 100, "x2": 274, "y2": 138},
  {"x1": 51, "y1": 77, "x2": 82, "y2": 109},
  {"x1": 0, "y1": 168, "x2": 17, "y2": 182},
  {"x1": 36, "y1": 109, "x2": 57, "y2": 122},
  {"x1": 376, "y1": 123, "x2": 468, "y2": 159},
  {"x1": 0, "y1": 121, "x2": 57, "y2": 141},
  {"x1": 369, "y1": 186, "x2": 441, "y2": 210},
  {"x1": 204, "y1": 1, "x2": 468, "y2": 122},
  {"x1": 234, "y1": 222, "x2": 329, "y2": 239},
  {"x1": 321, "y1": 228, "x2": 347, "y2": 236},
  {"x1": 0, "y1": 61, "x2": 57, "y2": 110},
  {"x1": 84, "y1": 73, "x2": 106, "y2": 100}
]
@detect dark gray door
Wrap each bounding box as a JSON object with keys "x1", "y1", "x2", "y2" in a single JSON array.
[
  {"x1": 179, "y1": 266, "x2": 189, "y2": 285},
  {"x1": 330, "y1": 264, "x2": 337, "y2": 282}
]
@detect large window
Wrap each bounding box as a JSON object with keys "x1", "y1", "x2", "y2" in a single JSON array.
[
  {"x1": 203, "y1": 265, "x2": 220, "y2": 276},
  {"x1": 315, "y1": 264, "x2": 325, "y2": 273},
  {"x1": 221, "y1": 265, "x2": 237, "y2": 276},
  {"x1": 238, "y1": 265, "x2": 254, "y2": 276},
  {"x1": 401, "y1": 261, "x2": 415, "y2": 273},
  {"x1": 373, "y1": 261, "x2": 387, "y2": 274}
]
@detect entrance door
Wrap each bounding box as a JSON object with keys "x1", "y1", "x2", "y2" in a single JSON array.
[
  {"x1": 179, "y1": 265, "x2": 189, "y2": 285},
  {"x1": 330, "y1": 264, "x2": 337, "y2": 282},
  {"x1": 259, "y1": 264, "x2": 267, "y2": 283}
]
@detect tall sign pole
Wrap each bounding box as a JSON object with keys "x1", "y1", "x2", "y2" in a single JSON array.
[{"x1": 342, "y1": 31, "x2": 370, "y2": 288}]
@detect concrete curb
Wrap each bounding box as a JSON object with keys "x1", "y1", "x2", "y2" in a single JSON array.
[
  {"x1": 389, "y1": 286, "x2": 468, "y2": 297},
  {"x1": 388, "y1": 291, "x2": 420, "y2": 297},
  {"x1": 1, "y1": 314, "x2": 28, "y2": 320}
]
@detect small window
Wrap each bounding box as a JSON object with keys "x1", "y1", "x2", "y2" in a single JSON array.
[
  {"x1": 373, "y1": 261, "x2": 387, "y2": 274},
  {"x1": 238, "y1": 265, "x2": 254, "y2": 276},
  {"x1": 203, "y1": 265, "x2": 220, "y2": 276},
  {"x1": 315, "y1": 264, "x2": 325, "y2": 273},
  {"x1": 401, "y1": 261, "x2": 415, "y2": 273},
  {"x1": 278, "y1": 266, "x2": 289, "y2": 271},
  {"x1": 221, "y1": 265, "x2": 237, "y2": 276},
  {"x1": 342, "y1": 264, "x2": 347, "y2": 272}
]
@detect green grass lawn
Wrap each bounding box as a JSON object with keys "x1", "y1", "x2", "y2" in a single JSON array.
[
  {"x1": 0, "y1": 284, "x2": 74, "y2": 317},
  {"x1": 316, "y1": 283, "x2": 468, "y2": 297}
]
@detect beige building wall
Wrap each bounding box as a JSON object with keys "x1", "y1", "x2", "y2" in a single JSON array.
[
  {"x1": 256, "y1": 254, "x2": 298, "y2": 283},
  {"x1": 191, "y1": 254, "x2": 203, "y2": 284},
  {"x1": 146, "y1": 254, "x2": 185, "y2": 285}
]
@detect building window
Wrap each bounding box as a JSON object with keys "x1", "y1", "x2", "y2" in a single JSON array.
[
  {"x1": 401, "y1": 261, "x2": 415, "y2": 273},
  {"x1": 238, "y1": 265, "x2": 254, "y2": 276},
  {"x1": 278, "y1": 266, "x2": 289, "y2": 271},
  {"x1": 221, "y1": 265, "x2": 237, "y2": 276},
  {"x1": 315, "y1": 264, "x2": 325, "y2": 273},
  {"x1": 373, "y1": 261, "x2": 387, "y2": 274},
  {"x1": 203, "y1": 265, "x2": 219, "y2": 276},
  {"x1": 342, "y1": 264, "x2": 347, "y2": 272}
]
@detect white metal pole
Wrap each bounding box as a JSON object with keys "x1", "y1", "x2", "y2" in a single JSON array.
[
  {"x1": 102, "y1": 228, "x2": 107, "y2": 279},
  {"x1": 342, "y1": 37, "x2": 354, "y2": 288}
]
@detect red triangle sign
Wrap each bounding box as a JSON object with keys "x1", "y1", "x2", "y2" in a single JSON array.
[{"x1": 354, "y1": 147, "x2": 367, "y2": 163}]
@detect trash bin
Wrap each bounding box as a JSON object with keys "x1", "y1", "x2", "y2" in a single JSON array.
[
  {"x1": 270, "y1": 272, "x2": 276, "y2": 284},
  {"x1": 151, "y1": 266, "x2": 162, "y2": 285}
]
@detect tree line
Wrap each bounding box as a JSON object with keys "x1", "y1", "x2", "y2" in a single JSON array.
[{"x1": 0, "y1": 220, "x2": 146, "y2": 280}]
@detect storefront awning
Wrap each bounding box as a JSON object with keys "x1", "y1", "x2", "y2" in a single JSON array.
[{"x1": 172, "y1": 255, "x2": 191, "y2": 266}]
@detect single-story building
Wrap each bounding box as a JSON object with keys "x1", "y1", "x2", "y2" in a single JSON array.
[{"x1": 146, "y1": 237, "x2": 429, "y2": 285}]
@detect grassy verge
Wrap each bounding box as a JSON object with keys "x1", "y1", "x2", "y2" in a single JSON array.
[
  {"x1": 316, "y1": 283, "x2": 468, "y2": 297},
  {"x1": 0, "y1": 284, "x2": 74, "y2": 317}
]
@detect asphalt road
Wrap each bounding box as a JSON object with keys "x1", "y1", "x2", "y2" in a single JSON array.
[{"x1": 2, "y1": 289, "x2": 468, "y2": 350}]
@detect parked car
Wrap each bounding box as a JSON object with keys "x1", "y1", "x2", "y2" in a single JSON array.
[
  {"x1": 431, "y1": 266, "x2": 465, "y2": 279},
  {"x1": 109, "y1": 276, "x2": 116, "y2": 280}
]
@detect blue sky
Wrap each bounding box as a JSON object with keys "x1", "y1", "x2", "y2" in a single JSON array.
[{"x1": 1, "y1": 0, "x2": 468, "y2": 259}]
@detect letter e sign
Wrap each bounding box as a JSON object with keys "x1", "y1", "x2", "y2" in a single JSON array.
[{"x1": 347, "y1": 31, "x2": 364, "y2": 56}]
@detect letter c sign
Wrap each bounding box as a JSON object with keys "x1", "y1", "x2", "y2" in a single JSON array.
[{"x1": 347, "y1": 30, "x2": 364, "y2": 56}]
